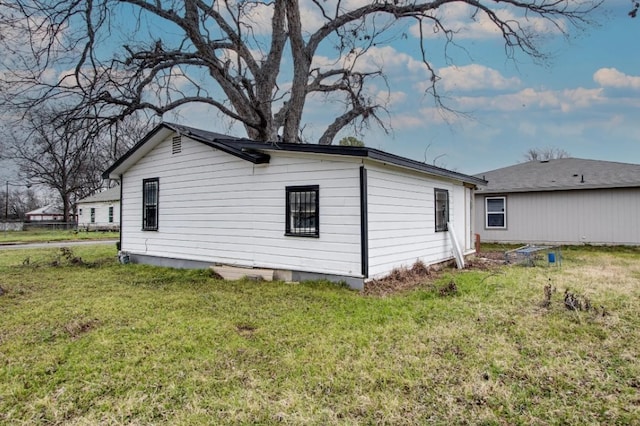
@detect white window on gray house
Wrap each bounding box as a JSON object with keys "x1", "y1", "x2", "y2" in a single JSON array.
[
  {"x1": 434, "y1": 188, "x2": 449, "y2": 232},
  {"x1": 108, "y1": 206, "x2": 114, "y2": 223},
  {"x1": 285, "y1": 185, "x2": 319, "y2": 237},
  {"x1": 90, "y1": 208, "x2": 95, "y2": 223},
  {"x1": 143, "y1": 178, "x2": 159, "y2": 231},
  {"x1": 486, "y1": 196, "x2": 506, "y2": 228}
]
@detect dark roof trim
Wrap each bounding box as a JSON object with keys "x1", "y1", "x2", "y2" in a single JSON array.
[
  {"x1": 169, "y1": 123, "x2": 270, "y2": 164},
  {"x1": 102, "y1": 122, "x2": 270, "y2": 179},
  {"x1": 102, "y1": 123, "x2": 166, "y2": 179},
  {"x1": 104, "y1": 122, "x2": 486, "y2": 186},
  {"x1": 221, "y1": 139, "x2": 487, "y2": 186},
  {"x1": 479, "y1": 182, "x2": 640, "y2": 195}
]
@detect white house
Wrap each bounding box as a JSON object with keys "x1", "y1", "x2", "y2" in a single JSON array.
[
  {"x1": 475, "y1": 158, "x2": 640, "y2": 245},
  {"x1": 103, "y1": 123, "x2": 486, "y2": 289},
  {"x1": 76, "y1": 186, "x2": 121, "y2": 230},
  {"x1": 25, "y1": 204, "x2": 64, "y2": 222}
]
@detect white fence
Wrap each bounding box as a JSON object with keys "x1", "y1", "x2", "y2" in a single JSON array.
[{"x1": 1, "y1": 222, "x2": 24, "y2": 231}]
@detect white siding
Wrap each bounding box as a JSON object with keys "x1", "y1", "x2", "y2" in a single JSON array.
[
  {"x1": 121, "y1": 135, "x2": 363, "y2": 276},
  {"x1": 475, "y1": 188, "x2": 640, "y2": 245},
  {"x1": 366, "y1": 162, "x2": 469, "y2": 278},
  {"x1": 77, "y1": 201, "x2": 120, "y2": 228}
]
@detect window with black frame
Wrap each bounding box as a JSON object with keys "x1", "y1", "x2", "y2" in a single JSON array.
[
  {"x1": 434, "y1": 188, "x2": 449, "y2": 232},
  {"x1": 142, "y1": 178, "x2": 159, "y2": 231},
  {"x1": 285, "y1": 185, "x2": 319, "y2": 237},
  {"x1": 108, "y1": 206, "x2": 114, "y2": 223}
]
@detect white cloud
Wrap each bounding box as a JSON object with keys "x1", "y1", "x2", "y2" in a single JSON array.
[
  {"x1": 409, "y1": 3, "x2": 567, "y2": 40},
  {"x1": 593, "y1": 68, "x2": 640, "y2": 90},
  {"x1": 436, "y1": 64, "x2": 521, "y2": 91},
  {"x1": 417, "y1": 106, "x2": 466, "y2": 126},
  {"x1": 391, "y1": 114, "x2": 425, "y2": 129},
  {"x1": 375, "y1": 90, "x2": 407, "y2": 108},
  {"x1": 455, "y1": 87, "x2": 605, "y2": 113},
  {"x1": 312, "y1": 45, "x2": 426, "y2": 76}
]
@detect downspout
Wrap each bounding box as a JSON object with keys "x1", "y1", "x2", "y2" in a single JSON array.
[
  {"x1": 118, "y1": 175, "x2": 123, "y2": 251},
  {"x1": 359, "y1": 166, "x2": 368, "y2": 278}
]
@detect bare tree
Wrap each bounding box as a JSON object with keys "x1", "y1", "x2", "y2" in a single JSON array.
[
  {"x1": 4, "y1": 108, "x2": 115, "y2": 222},
  {"x1": 2, "y1": 188, "x2": 44, "y2": 220},
  {"x1": 523, "y1": 147, "x2": 571, "y2": 162},
  {"x1": 0, "y1": 1, "x2": 601, "y2": 145},
  {"x1": 630, "y1": 1, "x2": 639, "y2": 18}
]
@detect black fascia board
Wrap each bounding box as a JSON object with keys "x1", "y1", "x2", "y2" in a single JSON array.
[
  {"x1": 102, "y1": 122, "x2": 169, "y2": 179},
  {"x1": 221, "y1": 139, "x2": 487, "y2": 186},
  {"x1": 163, "y1": 123, "x2": 270, "y2": 164},
  {"x1": 187, "y1": 136, "x2": 270, "y2": 164},
  {"x1": 104, "y1": 122, "x2": 485, "y2": 185},
  {"x1": 102, "y1": 122, "x2": 270, "y2": 179}
]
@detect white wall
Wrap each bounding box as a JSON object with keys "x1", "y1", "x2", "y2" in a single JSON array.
[
  {"x1": 366, "y1": 162, "x2": 469, "y2": 278},
  {"x1": 475, "y1": 188, "x2": 640, "y2": 245},
  {"x1": 121, "y1": 134, "x2": 363, "y2": 277},
  {"x1": 78, "y1": 201, "x2": 120, "y2": 228}
]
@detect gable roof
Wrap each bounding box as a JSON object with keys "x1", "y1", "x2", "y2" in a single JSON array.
[
  {"x1": 26, "y1": 204, "x2": 63, "y2": 216},
  {"x1": 77, "y1": 186, "x2": 121, "y2": 204},
  {"x1": 103, "y1": 122, "x2": 486, "y2": 187},
  {"x1": 475, "y1": 158, "x2": 640, "y2": 194}
]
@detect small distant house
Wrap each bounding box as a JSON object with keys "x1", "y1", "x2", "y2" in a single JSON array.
[
  {"x1": 25, "y1": 204, "x2": 64, "y2": 222},
  {"x1": 76, "y1": 186, "x2": 121, "y2": 231},
  {"x1": 103, "y1": 122, "x2": 486, "y2": 289},
  {"x1": 474, "y1": 158, "x2": 640, "y2": 245}
]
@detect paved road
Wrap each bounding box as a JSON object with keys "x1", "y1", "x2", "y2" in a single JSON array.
[{"x1": 0, "y1": 240, "x2": 118, "y2": 250}]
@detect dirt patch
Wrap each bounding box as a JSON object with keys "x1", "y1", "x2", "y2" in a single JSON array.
[
  {"x1": 64, "y1": 318, "x2": 100, "y2": 339},
  {"x1": 466, "y1": 251, "x2": 507, "y2": 269},
  {"x1": 363, "y1": 252, "x2": 507, "y2": 297},
  {"x1": 363, "y1": 260, "x2": 445, "y2": 297},
  {"x1": 236, "y1": 323, "x2": 257, "y2": 338}
]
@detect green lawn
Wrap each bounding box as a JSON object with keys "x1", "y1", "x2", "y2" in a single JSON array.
[
  {"x1": 0, "y1": 245, "x2": 638, "y2": 424},
  {"x1": 0, "y1": 229, "x2": 119, "y2": 244}
]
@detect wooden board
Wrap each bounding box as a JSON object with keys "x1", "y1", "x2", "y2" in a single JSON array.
[
  {"x1": 447, "y1": 222, "x2": 465, "y2": 269},
  {"x1": 210, "y1": 265, "x2": 274, "y2": 281}
]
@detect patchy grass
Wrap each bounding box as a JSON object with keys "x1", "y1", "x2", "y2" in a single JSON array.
[
  {"x1": 0, "y1": 229, "x2": 118, "y2": 244},
  {"x1": 0, "y1": 245, "x2": 639, "y2": 424}
]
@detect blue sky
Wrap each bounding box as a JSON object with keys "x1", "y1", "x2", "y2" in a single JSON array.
[
  {"x1": 358, "y1": 1, "x2": 640, "y2": 174},
  {"x1": 3, "y1": 0, "x2": 639, "y2": 181},
  {"x1": 161, "y1": 1, "x2": 640, "y2": 175}
]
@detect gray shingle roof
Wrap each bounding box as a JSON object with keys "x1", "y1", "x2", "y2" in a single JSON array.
[
  {"x1": 475, "y1": 158, "x2": 640, "y2": 194},
  {"x1": 78, "y1": 186, "x2": 120, "y2": 203}
]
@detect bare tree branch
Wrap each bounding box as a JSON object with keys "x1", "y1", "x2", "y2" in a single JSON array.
[{"x1": 0, "y1": 0, "x2": 603, "y2": 145}]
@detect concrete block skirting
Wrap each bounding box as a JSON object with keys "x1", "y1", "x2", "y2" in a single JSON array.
[{"x1": 127, "y1": 253, "x2": 365, "y2": 290}]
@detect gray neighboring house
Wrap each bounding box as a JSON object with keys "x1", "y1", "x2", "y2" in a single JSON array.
[
  {"x1": 474, "y1": 158, "x2": 640, "y2": 246},
  {"x1": 77, "y1": 186, "x2": 121, "y2": 230}
]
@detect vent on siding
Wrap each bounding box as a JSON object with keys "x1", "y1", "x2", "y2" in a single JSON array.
[{"x1": 172, "y1": 136, "x2": 182, "y2": 154}]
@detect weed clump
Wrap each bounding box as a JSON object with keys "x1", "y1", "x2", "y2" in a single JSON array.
[
  {"x1": 541, "y1": 279, "x2": 556, "y2": 308},
  {"x1": 541, "y1": 281, "x2": 608, "y2": 317},
  {"x1": 438, "y1": 280, "x2": 458, "y2": 297},
  {"x1": 364, "y1": 260, "x2": 437, "y2": 296}
]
